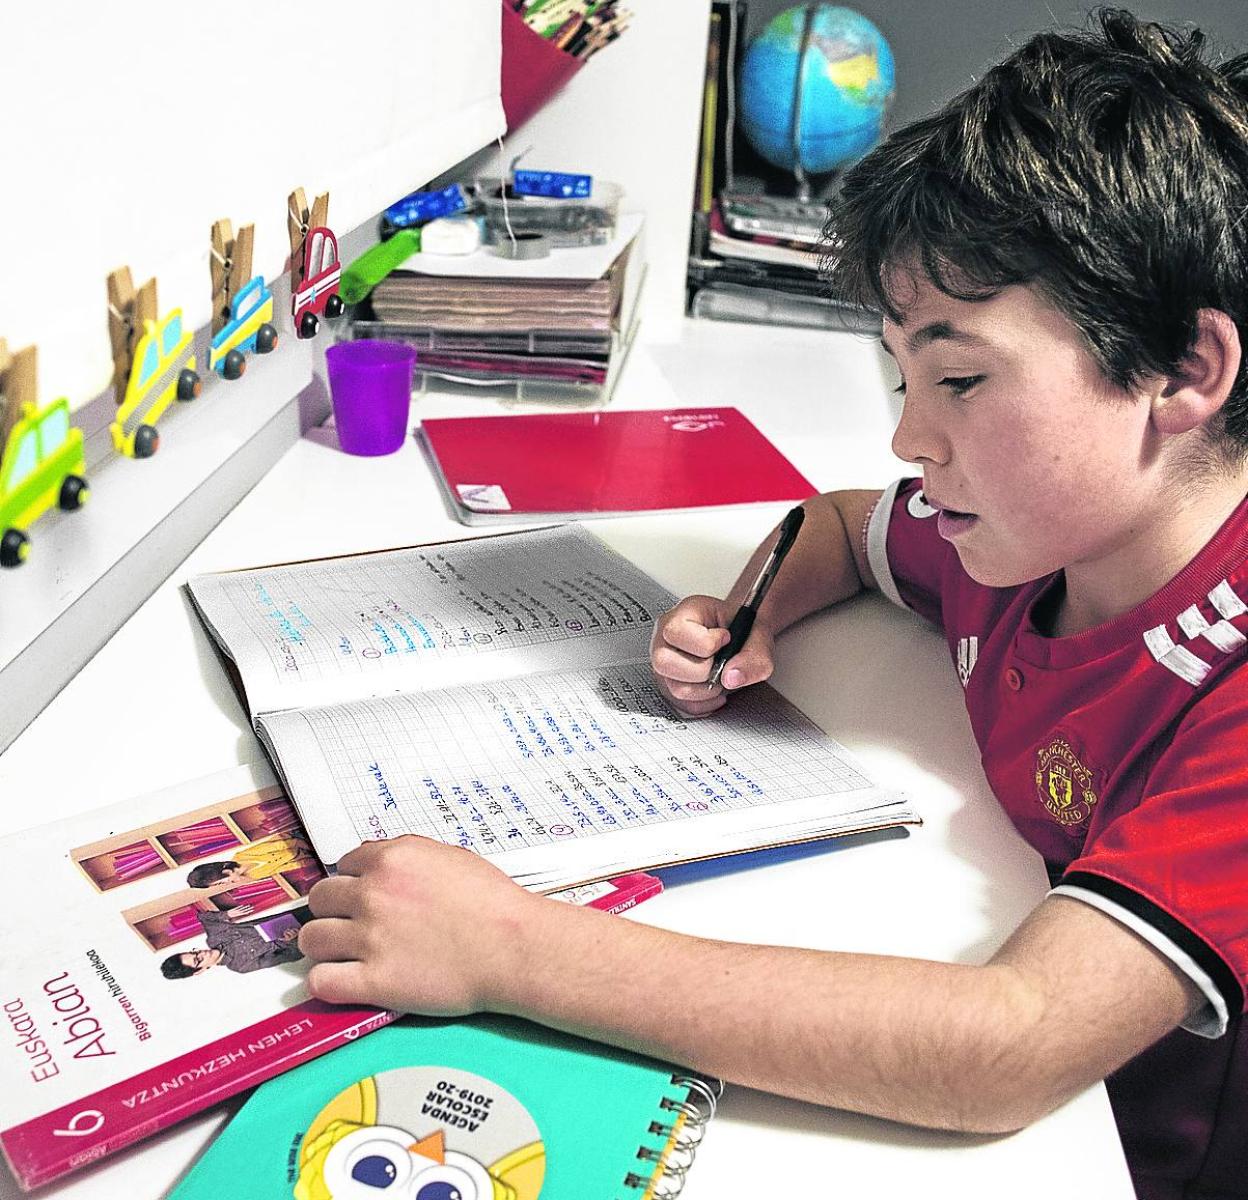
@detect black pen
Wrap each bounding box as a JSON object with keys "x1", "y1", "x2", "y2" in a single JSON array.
[{"x1": 707, "y1": 505, "x2": 806, "y2": 689}]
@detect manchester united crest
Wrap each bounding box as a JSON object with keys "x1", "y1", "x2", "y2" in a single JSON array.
[{"x1": 1035, "y1": 736, "x2": 1100, "y2": 826}]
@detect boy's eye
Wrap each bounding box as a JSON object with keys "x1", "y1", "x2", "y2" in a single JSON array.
[
  {"x1": 939, "y1": 375, "x2": 984, "y2": 396},
  {"x1": 892, "y1": 380, "x2": 906, "y2": 395}
]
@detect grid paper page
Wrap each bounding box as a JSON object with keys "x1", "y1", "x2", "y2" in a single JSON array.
[
  {"x1": 188, "y1": 526, "x2": 675, "y2": 717},
  {"x1": 259, "y1": 661, "x2": 907, "y2": 876}
]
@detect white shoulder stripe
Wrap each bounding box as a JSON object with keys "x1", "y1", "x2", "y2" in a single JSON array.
[
  {"x1": 1209, "y1": 578, "x2": 1247, "y2": 619},
  {"x1": 1143, "y1": 624, "x2": 1212, "y2": 686},
  {"x1": 867, "y1": 478, "x2": 907, "y2": 611},
  {"x1": 1143, "y1": 579, "x2": 1248, "y2": 686},
  {"x1": 1177, "y1": 603, "x2": 1247, "y2": 653}
]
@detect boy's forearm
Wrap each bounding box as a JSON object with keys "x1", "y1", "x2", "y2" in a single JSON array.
[
  {"x1": 500, "y1": 896, "x2": 1044, "y2": 1135},
  {"x1": 728, "y1": 491, "x2": 881, "y2": 635}
]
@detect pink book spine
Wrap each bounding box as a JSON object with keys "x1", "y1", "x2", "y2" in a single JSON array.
[{"x1": 0, "y1": 1001, "x2": 398, "y2": 1192}]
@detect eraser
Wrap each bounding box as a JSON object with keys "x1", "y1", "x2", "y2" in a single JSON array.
[{"x1": 421, "y1": 215, "x2": 482, "y2": 255}]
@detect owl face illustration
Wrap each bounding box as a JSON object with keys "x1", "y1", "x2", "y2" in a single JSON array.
[{"x1": 320, "y1": 1126, "x2": 495, "y2": 1200}]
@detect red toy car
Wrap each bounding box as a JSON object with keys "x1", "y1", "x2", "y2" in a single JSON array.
[{"x1": 292, "y1": 226, "x2": 345, "y2": 339}]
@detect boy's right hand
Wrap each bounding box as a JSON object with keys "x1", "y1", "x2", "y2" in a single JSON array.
[{"x1": 650, "y1": 594, "x2": 776, "y2": 718}]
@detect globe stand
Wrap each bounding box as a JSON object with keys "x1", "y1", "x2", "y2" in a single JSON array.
[
  {"x1": 786, "y1": 3, "x2": 841, "y2": 204},
  {"x1": 789, "y1": 4, "x2": 817, "y2": 203}
]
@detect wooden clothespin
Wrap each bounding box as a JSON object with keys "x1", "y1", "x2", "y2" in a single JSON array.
[
  {"x1": 287, "y1": 188, "x2": 329, "y2": 293},
  {"x1": 210, "y1": 220, "x2": 255, "y2": 334},
  {"x1": 106, "y1": 268, "x2": 159, "y2": 406},
  {"x1": 0, "y1": 338, "x2": 38, "y2": 452}
]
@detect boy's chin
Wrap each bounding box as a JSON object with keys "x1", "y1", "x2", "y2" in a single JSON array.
[{"x1": 954, "y1": 546, "x2": 1051, "y2": 590}]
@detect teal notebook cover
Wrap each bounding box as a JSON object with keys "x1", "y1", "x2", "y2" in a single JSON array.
[{"x1": 170, "y1": 1014, "x2": 715, "y2": 1200}]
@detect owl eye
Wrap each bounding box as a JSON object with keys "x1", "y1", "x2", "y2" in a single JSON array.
[
  {"x1": 350, "y1": 1152, "x2": 401, "y2": 1189},
  {"x1": 413, "y1": 1163, "x2": 482, "y2": 1200},
  {"x1": 414, "y1": 1184, "x2": 464, "y2": 1200}
]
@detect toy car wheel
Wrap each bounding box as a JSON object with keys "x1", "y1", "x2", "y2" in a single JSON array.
[
  {"x1": 177, "y1": 367, "x2": 202, "y2": 401},
  {"x1": 255, "y1": 324, "x2": 278, "y2": 354},
  {"x1": 324, "y1": 294, "x2": 345, "y2": 320},
  {"x1": 133, "y1": 425, "x2": 160, "y2": 459},
  {"x1": 58, "y1": 474, "x2": 90, "y2": 510},
  {"x1": 0, "y1": 528, "x2": 29, "y2": 568},
  {"x1": 223, "y1": 349, "x2": 246, "y2": 380},
  {"x1": 298, "y1": 311, "x2": 319, "y2": 340}
]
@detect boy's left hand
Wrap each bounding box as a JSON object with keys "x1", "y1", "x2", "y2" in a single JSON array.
[{"x1": 299, "y1": 836, "x2": 542, "y2": 1015}]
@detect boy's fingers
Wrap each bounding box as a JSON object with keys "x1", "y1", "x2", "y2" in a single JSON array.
[
  {"x1": 652, "y1": 638, "x2": 728, "y2": 684},
  {"x1": 718, "y1": 633, "x2": 776, "y2": 691},
  {"x1": 335, "y1": 840, "x2": 387, "y2": 876},
  {"x1": 299, "y1": 916, "x2": 361, "y2": 962},
  {"x1": 307, "y1": 875, "x2": 359, "y2": 918},
  {"x1": 657, "y1": 675, "x2": 729, "y2": 717},
  {"x1": 306, "y1": 960, "x2": 371, "y2": 1007},
  {"x1": 666, "y1": 692, "x2": 728, "y2": 719},
  {"x1": 653, "y1": 600, "x2": 730, "y2": 659}
]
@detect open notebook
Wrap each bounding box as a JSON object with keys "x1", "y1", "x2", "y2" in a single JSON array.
[{"x1": 185, "y1": 525, "x2": 918, "y2": 888}]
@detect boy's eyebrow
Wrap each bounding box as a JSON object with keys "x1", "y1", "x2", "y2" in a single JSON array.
[{"x1": 879, "y1": 321, "x2": 992, "y2": 358}]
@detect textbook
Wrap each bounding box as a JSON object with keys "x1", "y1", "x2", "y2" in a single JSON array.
[
  {"x1": 184, "y1": 525, "x2": 919, "y2": 888},
  {"x1": 417, "y1": 406, "x2": 817, "y2": 525},
  {"x1": 169, "y1": 1015, "x2": 719, "y2": 1200},
  {"x1": 0, "y1": 762, "x2": 395, "y2": 1191},
  {"x1": 0, "y1": 762, "x2": 662, "y2": 1191}
]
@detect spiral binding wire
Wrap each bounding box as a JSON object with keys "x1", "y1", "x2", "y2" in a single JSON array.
[{"x1": 620, "y1": 1073, "x2": 723, "y2": 1198}]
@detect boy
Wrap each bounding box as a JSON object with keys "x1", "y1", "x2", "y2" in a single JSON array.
[
  {"x1": 185, "y1": 831, "x2": 319, "y2": 889},
  {"x1": 160, "y1": 905, "x2": 308, "y2": 978},
  {"x1": 298, "y1": 12, "x2": 1248, "y2": 1196}
]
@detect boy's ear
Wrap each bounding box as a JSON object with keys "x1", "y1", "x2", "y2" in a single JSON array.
[{"x1": 1151, "y1": 309, "x2": 1242, "y2": 436}]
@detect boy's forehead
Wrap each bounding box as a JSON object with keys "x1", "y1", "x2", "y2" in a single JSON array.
[
  {"x1": 879, "y1": 319, "x2": 992, "y2": 358},
  {"x1": 880, "y1": 280, "x2": 1054, "y2": 356}
]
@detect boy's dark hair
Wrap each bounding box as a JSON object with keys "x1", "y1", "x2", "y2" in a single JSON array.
[
  {"x1": 187, "y1": 860, "x2": 236, "y2": 889},
  {"x1": 160, "y1": 954, "x2": 196, "y2": 980},
  {"x1": 827, "y1": 8, "x2": 1248, "y2": 457}
]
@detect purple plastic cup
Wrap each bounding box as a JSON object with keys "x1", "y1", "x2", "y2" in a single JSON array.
[{"x1": 325, "y1": 340, "x2": 417, "y2": 456}]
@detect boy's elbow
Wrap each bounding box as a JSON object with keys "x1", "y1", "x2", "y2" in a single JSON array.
[
  {"x1": 941, "y1": 1034, "x2": 1088, "y2": 1135},
  {"x1": 930, "y1": 978, "x2": 1090, "y2": 1135},
  {"x1": 945, "y1": 1077, "x2": 1062, "y2": 1136}
]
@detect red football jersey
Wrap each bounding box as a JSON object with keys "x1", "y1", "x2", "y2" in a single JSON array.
[{"x1": 867, "y1": 477, "x2": 1248, "y2": 1198}]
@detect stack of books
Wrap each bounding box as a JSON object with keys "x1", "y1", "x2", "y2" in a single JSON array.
[
  {"x1": 686, "y1": 2, "x2": 880, "y2": 335},
  {"x1": 351, "y1": 214, "x2": 645, "y2": 403}
]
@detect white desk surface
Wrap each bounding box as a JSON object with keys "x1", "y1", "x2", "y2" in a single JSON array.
[{"x1": 0, "y1": 321, "x2": 1135, "y2": 1199}]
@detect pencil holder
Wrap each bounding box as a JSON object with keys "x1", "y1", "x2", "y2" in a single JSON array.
[{"x1": 500, "y1": 1, "x2": 585, "y2": 131}]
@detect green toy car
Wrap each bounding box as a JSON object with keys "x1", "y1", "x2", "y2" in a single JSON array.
[{"x1": 0, "y1": 397, "x2": 89, "y2": 567}]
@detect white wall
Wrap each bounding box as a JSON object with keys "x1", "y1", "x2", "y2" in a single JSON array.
[
  {"x1": 452, "y1": 0, "x2": 711, "y2": 344},
  {"x1": 2, "y1": 0, "x2": 502, "y2": 410}
]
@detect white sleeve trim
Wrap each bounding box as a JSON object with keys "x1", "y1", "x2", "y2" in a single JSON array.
[
  {"x1": 867, "y1": 478, "x2": 907, "y2": 611},
  {"x1": 1050, "y1": 884, "x2": 1228, "y2": 1038}
]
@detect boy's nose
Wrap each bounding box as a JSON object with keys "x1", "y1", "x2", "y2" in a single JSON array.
[{"x1": 891, "y1": 396, "x2": 949, "y2": 466}]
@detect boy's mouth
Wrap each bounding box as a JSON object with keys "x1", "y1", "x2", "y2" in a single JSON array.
[{"x1": 936, "y1": 508, "x2": 978, "y2": 539}]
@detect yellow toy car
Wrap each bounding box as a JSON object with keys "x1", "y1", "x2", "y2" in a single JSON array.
[
  {"x1": 0, "y1": 397, "x2": 89, "y2": 567},
  {"x1": 110, "y1": 309, "x2": 201, "y2": 458}
]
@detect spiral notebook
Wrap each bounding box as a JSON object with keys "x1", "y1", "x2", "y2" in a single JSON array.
[{"x1": 169, "y1": 1014, "x2": 719, "y2": 1200}]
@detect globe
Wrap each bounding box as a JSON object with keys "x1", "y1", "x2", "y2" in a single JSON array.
[{"x1": 738, "y1": 5, "x2": 896, "y2": 177}]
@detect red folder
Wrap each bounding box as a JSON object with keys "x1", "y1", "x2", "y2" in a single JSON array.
[{"x1": 417, "y1": 407, "x2": 817, "y2": 524}]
